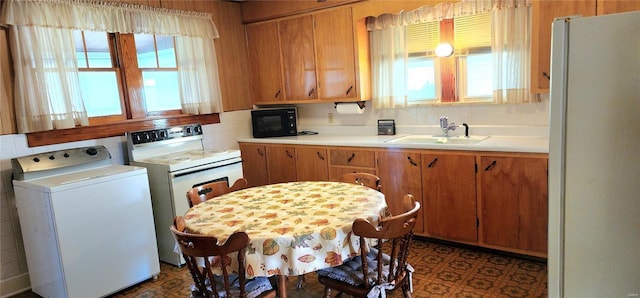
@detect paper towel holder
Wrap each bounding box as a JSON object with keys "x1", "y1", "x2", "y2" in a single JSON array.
[{"x1": 334, "y1": 101, "x2": 366, "y2": 110}]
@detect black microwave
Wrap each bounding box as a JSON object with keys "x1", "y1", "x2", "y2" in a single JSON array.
[{"x1": 251, "y1": 107, "x2": 298, "y2": 138}]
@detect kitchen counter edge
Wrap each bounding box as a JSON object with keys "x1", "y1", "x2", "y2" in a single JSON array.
[{"x1": 237, "y1": 134, "x2": 549, "y2": 154}]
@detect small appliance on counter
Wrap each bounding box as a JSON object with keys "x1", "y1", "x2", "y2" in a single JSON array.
[
  {"x1": 251, "y1": 107, "x2": 297, "y2": 138},
  {"x1": 11, "y1": 146, "x2": 160, "y2": 298},
  {"x1": 378, "y1": 119, "x2": 396, "y2": 135}
]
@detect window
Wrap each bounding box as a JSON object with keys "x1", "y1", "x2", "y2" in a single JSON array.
[
  {"x1": 74, "y1": 31, "x2": 183, "y2": 122},
  {"x1": 406, "y1": 21, "x2": 440, "y2": 103},
  {"x1": 400, "y1": 12, "x2": 493, "y2": 105}
]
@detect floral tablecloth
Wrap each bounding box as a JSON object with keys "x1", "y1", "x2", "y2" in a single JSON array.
[{"x1": 183, "y1": 181, "x2": 387, "y2": 278}]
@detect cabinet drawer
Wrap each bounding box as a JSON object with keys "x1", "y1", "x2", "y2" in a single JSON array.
[{"x1": 329, "y1": 149, "x2": 375, "y2": 167}]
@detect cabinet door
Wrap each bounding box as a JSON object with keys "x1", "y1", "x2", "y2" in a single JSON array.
[
  {"x1": 314, "y1": 7, "x2": 357, "y2": 100},
  {"x1": 597, "y1": 0, "x2": 640, "y2": 15},
  {"x1": 266, "y1": 145, "x2": 297, "y2": 184},
  {"x1": 422, "y1": 153, "x2": 477, "y2": 243},
  {"x1": 279, "y1": 15, "x2": 317, "y2": 101},
  {"x1": 377, "y1": 151, "x2": 424, "y2": 234},
  {"x1": 478, "y1": 156, "x2": 548, "y2": 255},
  {"x1": 246, "y1": 22, "x2": 284, "y2": 103},
  {"x1": 239, "y1": 143, "x2": 269, "y2": 187},
  {"x1": 531, "y1": 0, "x2": 596, "y2": 93},
  {"x1": 296, "y1": 147, "x2": 329, "y2": 181}
]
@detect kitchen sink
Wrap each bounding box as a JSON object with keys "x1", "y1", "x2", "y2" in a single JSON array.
[{"x1": 385, "y1": 135, "x2": 490, "y2": 145}]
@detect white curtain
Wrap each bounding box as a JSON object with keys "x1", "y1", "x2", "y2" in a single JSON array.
[
  {"x1": 370, "y1": 15, "x2": 409, "y2": 109},
  {"x1": 367, "y1": 0, "x2": 537, "y2": 108},
  {"x1": 491, "y1": 2, "x2": 539, "y2": 103},
  {"x1": 0, "y1": 0, "x2": 221, "y2": 133},
  {"x1": 176, "y1": 36, "x2": 222, "y2": 114}
]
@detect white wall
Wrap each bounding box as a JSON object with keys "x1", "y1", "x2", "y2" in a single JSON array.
[
  {"x1": 0, "y1": 110, "x2": 251, "y2": 297},
  {"x1": 297, "y1": 96, "x2": 549, "y2": 136}
]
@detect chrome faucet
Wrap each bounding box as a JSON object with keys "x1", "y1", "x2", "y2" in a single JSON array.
[{"x1": 439, "y1": 116, "x2": 458, "y2": 136}]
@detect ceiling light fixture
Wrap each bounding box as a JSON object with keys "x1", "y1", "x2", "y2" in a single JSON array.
[{"x1": 435, "y1": 43, "x2": 454, "y2": 57}]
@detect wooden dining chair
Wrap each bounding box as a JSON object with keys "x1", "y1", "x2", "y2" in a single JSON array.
[
  {"x1": 316, "y1": 194, "x2": 421, "y2": 298},
  {"x1": 342, "y1": 172, "x2": 381, "y2": 191},
  {"x1": 170, "y1": 216, "x2": 276, "y2": 298},
  {"x1": 187, "y1": 178, "x2": 249, "y2": 208}
]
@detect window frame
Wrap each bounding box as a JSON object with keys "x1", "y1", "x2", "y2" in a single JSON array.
[
  {"x1": 25, "y1": 32, "x2": 218, "y2": 147},
  {"x1": 457, "y1": 47, "x2": 493, "y2": 103}
]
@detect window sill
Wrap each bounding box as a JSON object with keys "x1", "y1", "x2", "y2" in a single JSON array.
[{"x1": 26, "y1": 113, "x2": 220, "y2": 147}]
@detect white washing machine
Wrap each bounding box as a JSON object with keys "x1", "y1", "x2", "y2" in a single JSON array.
[{"x1": 11, "y1": 146, "x2": 160, "y2": 298}]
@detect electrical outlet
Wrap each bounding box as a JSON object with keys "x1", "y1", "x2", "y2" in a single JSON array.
[{"x1": 328, "y1": 112, "x2": 334, "y2": 124}]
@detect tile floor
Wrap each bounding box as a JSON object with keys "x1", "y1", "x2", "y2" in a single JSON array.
[{"x1": 11, "y1": 238, "x2": 547, "y2": 298}]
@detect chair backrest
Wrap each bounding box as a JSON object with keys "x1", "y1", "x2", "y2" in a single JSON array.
[
  {"x1": 342, "y1": 172, "x2": 381, "y2": 191},
  {"x1": 353, "y1": 194, "x2": 420, "y2": 290},
  {"x1": 187, "y1": 178, "x2": 249, "y2": 208},
  {"x1": 171, "y1": 216, "x2": 251, "y2": 298}
]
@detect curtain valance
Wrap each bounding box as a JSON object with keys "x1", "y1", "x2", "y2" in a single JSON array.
[
  {"x1": 0, "y1": 0, "x2": 219, "y2": 39},
  {"x1": 366, "y1": 0, "x2": 531, "y2": 31}
]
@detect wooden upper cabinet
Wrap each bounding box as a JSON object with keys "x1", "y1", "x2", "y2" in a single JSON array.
[
  {"x1": 597, "y1": 0, "x2": 640, "y2": 15},
  {"x1": 531, "y1": 0, "x2": 596, "y2": 93},
  {"x1": 314, "y1": 7, "x2": 357, "y2": 100},
  {"x1": 245, "y1": 5, "x2": 370, "y2": 105},
  {"x1": 279, "y1": 15, "x2": 318, "y2": 101},
  {"x1": 246, "y1": 22, "x2": 285, "y2": 103}
]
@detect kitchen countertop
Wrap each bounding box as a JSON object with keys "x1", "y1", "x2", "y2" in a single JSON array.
[{"x1": 238, "y1": 134, "x2": 549, "y2": 154}]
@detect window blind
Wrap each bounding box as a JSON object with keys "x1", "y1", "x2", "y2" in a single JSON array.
[
  {"x1": 406, "y1": 21, "x2": 440, "y2": 55},
  {"x1": 454, "y1": 12, "x2": 491, "y2": 53}
]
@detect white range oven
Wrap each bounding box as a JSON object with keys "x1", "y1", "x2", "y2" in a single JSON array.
[{"x1": 126, "y1": 124, "x2": 243, "y2": 266}]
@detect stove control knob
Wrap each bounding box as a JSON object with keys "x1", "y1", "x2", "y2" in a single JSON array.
[
  {"x1": 49, "y1": 155, "x2": 55, "y2": 160},
  {"x1": 32, "y1": 157, "x2": 40, "y2": 162},
  {"x1": 185, "y1": 126, "x2": 192, "y2": 135},
  {"x1": 86, "y1": 147, "x2": 98, "y2": 156},
  {"x1": 64, "y1": 153, "x2": 70, "y2": 158}
]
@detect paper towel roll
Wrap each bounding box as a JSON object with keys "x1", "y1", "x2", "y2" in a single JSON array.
[{"x1": 335, "y1": 102, "x2": 365, "y2": 114}]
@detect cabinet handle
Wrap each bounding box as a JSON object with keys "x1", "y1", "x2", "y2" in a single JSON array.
[
  {"x1": 542, "y1": 72, "x2": 551, "y2": 80},
  {"x1": 316, "y1": 151, "x2": 325, "y2": 161},
  {"x1": 286, "y1": 150, "x2": 293, "y2": 159},
  {"x1": 275, "y1": 90, "x2": 281, "y2": 98},
  {"x1": 308, "y1": 88, "x2": 315, "y2": 97},
  {"x1": 407, "y1": 156, "x2": 418, "y2": 167},
  {"x1": 347, "y1": 153, "x2": 355, "y2": 163},
  {"x1": 257, "y1": 148, "x2": 264, "y2": 156},
  {"x1": 427, "y1": 158, "x2": 438, "y2": 168},
  {"x1": 346, "y1": 86, "x2": 353, "y2": 95},
  {"x1": 484, "y1": 160, "x2": 497, "y2": 171}
]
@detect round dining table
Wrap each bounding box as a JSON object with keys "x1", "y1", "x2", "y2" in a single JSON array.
[{"x1": 183, "y1": 181, "x2": 387, "y2": 297}]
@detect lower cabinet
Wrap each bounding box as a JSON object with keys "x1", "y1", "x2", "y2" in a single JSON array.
[
  {"x1": 239, "y1": 143, "x2": 269, "y2": 187},
  {"x1": 421, "y1": 152, "x2": 477, "y2": 243},
  {"x1": 295, "y1": 146, "x2": 329, "y2": 181},
  {"x1": 478, "y1": 155, "x2": 548, "y2": 257},
  {"x1": 376, "y1": 150, "x2": 424, "y2": 234},
  {"x1": 266, "y1": 145, "x2": 297, "y2": 184},
  {"x1": 239, "y1": 142, "x2": 548, "y2": 257}
]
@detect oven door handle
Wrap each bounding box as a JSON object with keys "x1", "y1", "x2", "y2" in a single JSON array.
[{"x1": 171, "y1": 159, "x2": 242, "y2": 178}]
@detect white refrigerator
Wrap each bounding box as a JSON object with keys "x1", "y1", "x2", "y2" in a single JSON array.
[{"x1": 548, "y1": 11, "x2": 640, "y2": 297}]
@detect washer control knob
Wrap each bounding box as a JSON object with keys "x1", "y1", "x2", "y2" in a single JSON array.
[{"x1": 85, "y1": 147, "x2": 98, "y2": 156}]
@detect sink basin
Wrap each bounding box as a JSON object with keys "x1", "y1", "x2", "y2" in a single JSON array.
[{"x1": 386, "y1": 135, "x2": 490, "y2": 145}]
